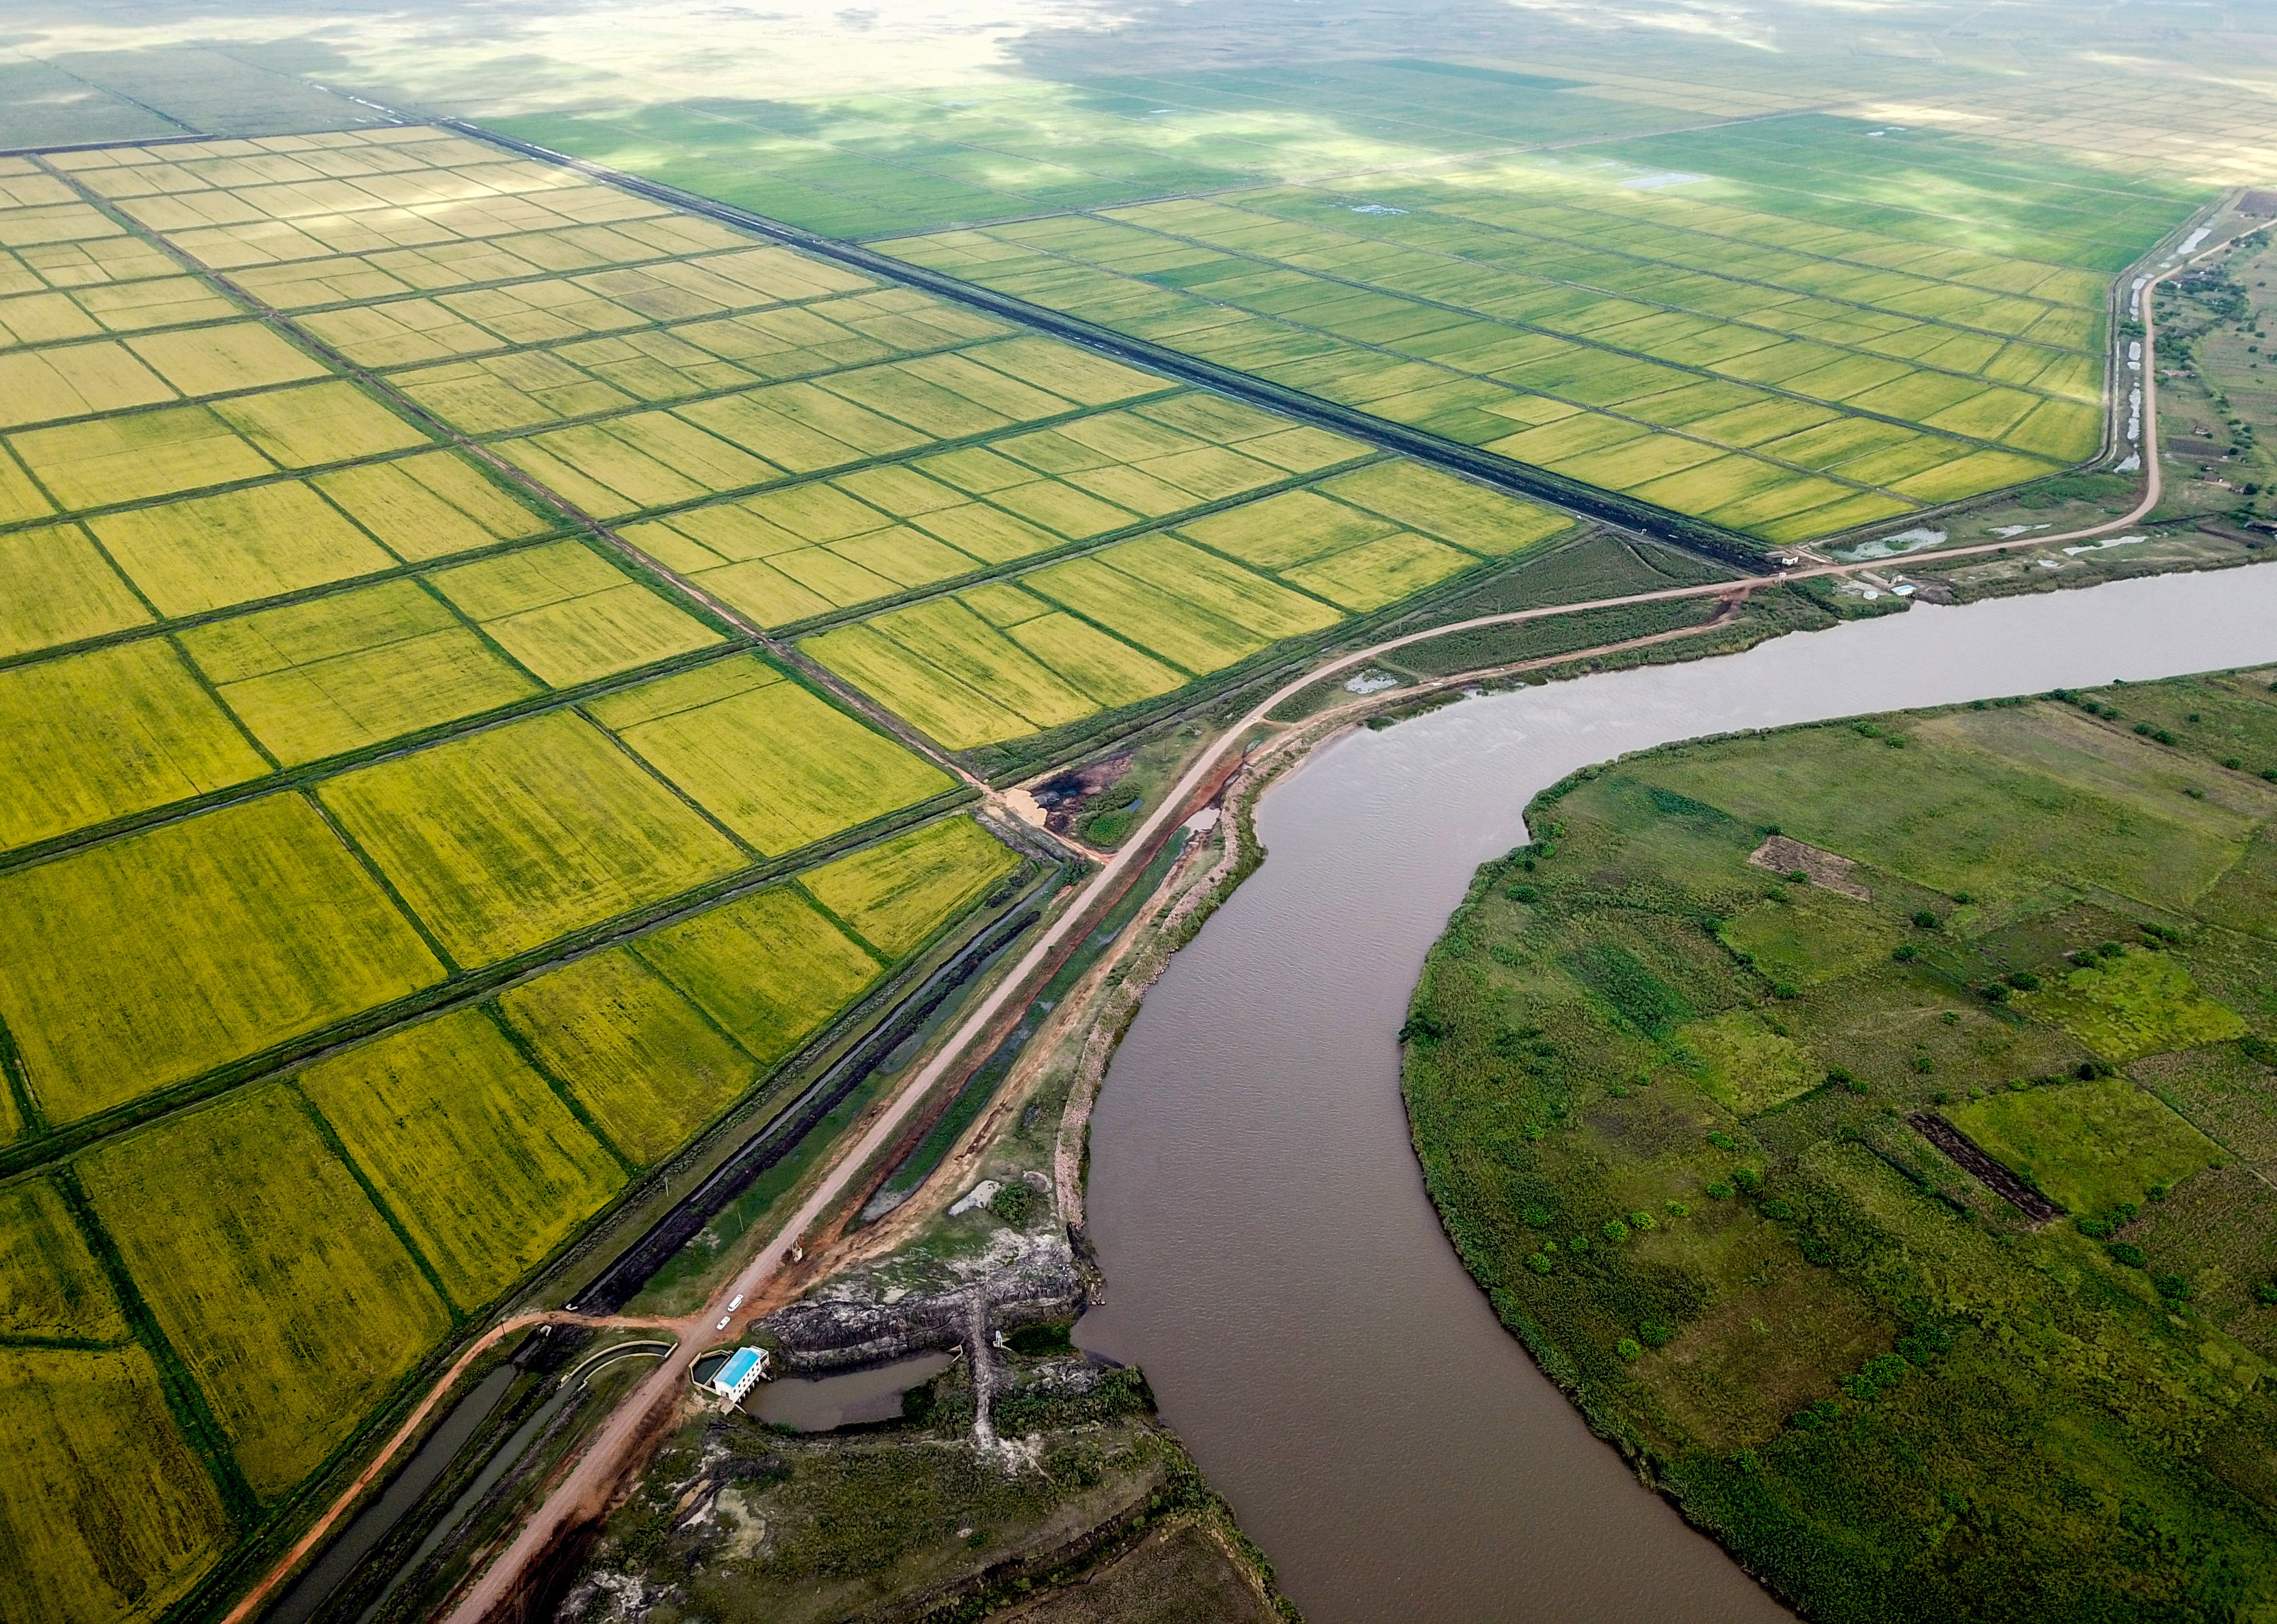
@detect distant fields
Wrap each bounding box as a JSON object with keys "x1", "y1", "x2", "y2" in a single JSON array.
[{"x1": 883, "y1": 117, "x2": 2204, "y2": 544}]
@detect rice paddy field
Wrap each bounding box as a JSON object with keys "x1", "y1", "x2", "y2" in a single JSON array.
[
  {"x1": 0, "y1": 119, "x2": 1598, "y2": 1623},
  {"x1": 881, "y1": 117, "x2": 2206, "y2": 544}
]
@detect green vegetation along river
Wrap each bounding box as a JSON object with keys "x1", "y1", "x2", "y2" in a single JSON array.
[
  {"x1": 1404, "y1": 655, "x2": 2277, "y2": 1617},
  {"x1": 1078, "y1": 565, "x2": 2277, "y2": 1624}
]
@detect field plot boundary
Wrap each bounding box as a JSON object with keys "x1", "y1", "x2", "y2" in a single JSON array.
[
  {"x1": 0, "y1": 778, "x2": 979, "y2": 1179},
  {"x1": 430, "y1": 120, "x2": 1766, "y2": 568},
  {"x1": 159, "y1": 815, "x2": 1055, "y2": 1624}
]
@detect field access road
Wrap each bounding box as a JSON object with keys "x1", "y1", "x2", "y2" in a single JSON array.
[{"x1": 246, "y1": 225, "x2": 2220, "y2": 1624}]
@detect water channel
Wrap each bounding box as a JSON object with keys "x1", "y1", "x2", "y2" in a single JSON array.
[{"x1": 1075, "y1": 566, "x2": 2277, "y2": 1623}]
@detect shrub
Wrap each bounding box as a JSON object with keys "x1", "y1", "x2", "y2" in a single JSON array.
[
  {"x1": 1664, "y1": 1200, "x2": 1690, "y2": 1218},
  {"x1": 2254, "y1": 1281, "x2": 2277, "y2": 1306},
  {"x1": 1707, "y1": 1131, "x2": 1736, "y2": 1150},
  {"x1": 1897, "y1": 1324, "x2": 1953, "y2": 1364},
  {"x1": 1639, "y1": 1321, "x2": 1674, "y2": 1348},
  {"x1": 1627, "y1": 1210, "x2": 1655, "y2": 1231},
  {"x1": 1762, "y1": 1198, "x2": 1794, "y2": 1220},
  {"x1": 1733, "y1": 1168, "x2": 1764, "y2": 1196},
  {"x1": 1705, "y1": 1181, "x2": 1733, "y2": 1200},
  {"x1": 2007, "y1": 971, "x2": 2041, "y2": 991},
  {"x1": 1005, "y1": 1321, "x2": 1075, "y2": 1355},
  {"x1": 2239, "y1": 1035, "x2": 2275, "y2": 1065},
  {"x1": 1982, "y1": 982, "x2": 2011, "y2": 1002},
  {"x1": 2109, "y1": 1241, "x2": 2147, "y2": 1268},
  {"x1": 2153, "y1": 1273, "x2": 2194, "y2": 1301},
  {"x1": 2077, "y1": 1216, "x2": 2111, "y2": 1239},
  {"x1": 1893, "y1": 943, "x2": 1919, "y2": 961},
  {"x1": 1788, "y1": 868, "x2": 1810, "y2": 883},
  {"x1": 1522, "y1": 1202, "x2": 1553, "y2": 1228},
  {"x1": 2135, "y1": 722, "x2": 2155, "y2": 736},
  {"x1": 2098, "y1": 940, "x2": 2124, "y2": 958},
  {"x1": 1569, "y1": 1235, "x2": 1591, "y2": 1254},
  {"x1": 1789, "y1": 1399, "x2": 1841, "y2": 1431},
  {"x1": 1864, "y1": 1353, "x2": 1909, "y2": 1389},
  {"x1": 1526, "y1": 1252, "x2": 1553, "y2": 1275},
  {"x1": 1507, "y1": 885, "x2": 1540, "y2": 903},
  {"x1": 1601, "y1": 1219, "x2": 1631, "y2": 1244},
  {"x1": 989, "y1": 1182, "x2": 1039, "y2": 1227},
  {"x1": 1616, "y1": 1338, "x2": 1642, "y2": 1362},
  {"x1": 2224, "y1": 756, "x2": 2244, "y2": 770},
  {"x1": 1912, "y1": 910, "x2": 1940, "y2": 929}
]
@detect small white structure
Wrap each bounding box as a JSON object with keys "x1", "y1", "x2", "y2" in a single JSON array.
[{"x1": 708, "y1": 1346, "x2": 769, "y2": 1406}]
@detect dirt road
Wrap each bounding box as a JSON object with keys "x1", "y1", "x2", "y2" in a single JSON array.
[{"x1": 248, "y1": 227, "x2": 2221, "y2": 1624}]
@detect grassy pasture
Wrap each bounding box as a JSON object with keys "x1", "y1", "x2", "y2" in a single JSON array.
[
  {"x1": 498, "y1": 948, "x2": 758, "y2": 1167},
  {"x1": 179, "y1": 578, "x2": 542, "y2": 766},
  {"x1": 590, "y1": 655, "x2": 952, "y2": 854},
  {"x1": 1947, "y1": 1078, "x2": 2220, "y2": 1217},
  {"x1": 0, "y1": 1345, "x2": 233, "y2": 1624},
  {"x1": 318, "y1": 708, "x2": 746, "y2": 967},
  {"x1": 80, "y1": 1084, "x2": 451, "y2": 1500},
  {"x1": 800, "y1": 817, "x2": 1021, "y2": 957},
  {"x1": 633, "y1": 885, "x2": 882, "y2": 1067},
  {"x1": 296, "y1": 1008, "x2": 626, "y2": 1310},
  {"x1": 0, "y1": 794, "x2": 443, "y2": 1123},
  {"x1": 1402, "y1": 671, "x2": 2277, "y2": 1621},
  {"x1": 0, "y1": 637, "x2": 269, "y2": 849}
]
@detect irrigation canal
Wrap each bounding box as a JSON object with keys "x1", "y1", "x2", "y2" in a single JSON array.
[{"x1": 1077, "y1": 564, "x2": 2277, "y2": 1624}]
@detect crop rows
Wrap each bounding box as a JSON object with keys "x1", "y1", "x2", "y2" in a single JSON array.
[
  {"x1": 882, "y1": 121, "x2": 2205, "y2": 544},
  {"x1": 0, "y1": 122, "x2": 1592, "y2": 1624}
]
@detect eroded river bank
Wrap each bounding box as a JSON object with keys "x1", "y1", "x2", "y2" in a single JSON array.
[{"x1": 1077, "y1": 565, "x2": 2277, "y2": 1623}]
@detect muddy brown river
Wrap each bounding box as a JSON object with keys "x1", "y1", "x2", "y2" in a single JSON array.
[{"x1": 1076, "y1": 567, "x2": 2277, "y2": 1623}]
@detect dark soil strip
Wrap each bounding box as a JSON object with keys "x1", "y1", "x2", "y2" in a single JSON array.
[{"x1": 1909, "y1": 1113, "x2": 2062, "y2": 1222}]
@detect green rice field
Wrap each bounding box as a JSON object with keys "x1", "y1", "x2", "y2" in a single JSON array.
[
  {"x1": 0, "y1": 98, "x2": 2172, "y2": 1624},
  {"x1": 879, "y1": 117, "x2": 2203, "y2": 543}
]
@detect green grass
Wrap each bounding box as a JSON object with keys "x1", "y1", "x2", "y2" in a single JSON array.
[
  {"x1": 497, "y1": 947, "x2": 759, "y2": 1167},
  {"x1": 1400, "y1": 672, "x2": 2277, "y2": 1622},
  {"x1": 80, "y1": 1084, "x2": 451, "y2": 1500},
  {"x1": 0, "y1": 793, "x2": 445, "y2": 1123},
  {"x1": 295, "y1": 1008, "x2": 627, "y2": 1310},
  {"x1": 800, "y1": 817, "x2": 1021, "y2": 957},
  {"x1": 0, "y1": 1345, "x2": 234, "y2": 1624},
  {"x1": 318, "y1": 709, "x2": 747, "y2": 967},
  {"x1": 1947, "y1": 1078, "x2": 2220, "y2": 1217}
]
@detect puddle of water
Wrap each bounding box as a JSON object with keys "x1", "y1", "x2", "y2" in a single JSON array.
[{"x1": 749, "y1": 1352, "x2": 955, "y2": 1431}]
